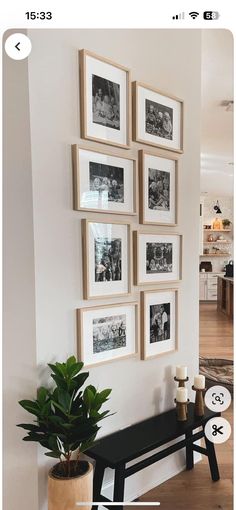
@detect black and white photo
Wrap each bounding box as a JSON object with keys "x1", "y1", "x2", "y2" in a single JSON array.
[
  {"x1": 148, "y1": 168, "x2": 170, "y2": 211},
  {"x1": 149, "y1": 303, "x2": 170, "y2": 343},
  {"x1": 89, "y1": 161, "x2": 124, "y2": 203},
  {"x1": 133, "y1": 82, "x2": 183, "y2": 152},
  {"x1": 141, "y1": 289, "x2": 177, "y2": 360},
  {"x1": 72, "y1": 146, "x2": 136, "y2": 215},
  {"x1": 145, "y1": 99, "x2": 173, "y2": 140},
  {"x1": 146, "y1": 242, "x2": 173, "y2": 274},
  {"x1": 80, "y1": 50, "x2": 130, "y2": 147},
  {"x1": 92, "y1": 74, "x2": 120, "y2": 130},
  {"x1": 135, "y1": 232, "x2": 181, "y2": 285},
  {"x1": 95, "y1": 237, "x2": 122, "y2": 282},
  {"x1": 77, "y1": 302, "x2": 137, "y2": 367},
  {"x1": 82, "y1": 219, "x2": 130, "y2": 299},
  {"x1": 93, "y1": 314, "x2": 126, "y2": 353},
  {"x1": 139, "y1": 150, "x2": 177, "y2": 225}
]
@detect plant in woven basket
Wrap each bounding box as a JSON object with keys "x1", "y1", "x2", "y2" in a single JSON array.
[{"x1": 18, "y1": 356, "x2": 112, "y2": 478}]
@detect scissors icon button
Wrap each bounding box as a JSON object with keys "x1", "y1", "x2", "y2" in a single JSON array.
[
  {"x1": 205, "y1": 417, "x2": 231, "y2": 444},
  {"x1": 212, "y1": 424, "x2": 223, "y2": 436}
]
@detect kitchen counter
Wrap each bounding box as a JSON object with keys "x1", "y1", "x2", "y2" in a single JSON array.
[
  {"x1": 217, "y1": 276, "x2": 233, "y2": 320},
  {"x1": 218, "y1": 275, "x2": 233, "y2": 282}
]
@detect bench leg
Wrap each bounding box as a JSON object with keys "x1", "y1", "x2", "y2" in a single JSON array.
[
  {"x1": 113, "y1": 464, "x2": 125, "y2": 510},
  {"x1": 204, "y1": 436, "x2": 220, "y2": 481},
  {"x1": 185, "y1": 430, "x2": 194, "y2": 470},
  {"x1": 92, "y1": 461, "x2": 105, "y2": 510}
]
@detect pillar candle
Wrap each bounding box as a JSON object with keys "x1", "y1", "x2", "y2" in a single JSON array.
[
  {"x1": 176, "y1": 366, "x2": 187, "y2": 379},
  {"x1": 176, "y1": 387, "x2": 188, "y2": 403},
  {"x1": 194, "y1": 375, "x2": 205, "y2": 389}
]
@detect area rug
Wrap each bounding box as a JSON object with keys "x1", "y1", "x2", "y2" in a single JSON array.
[{"x1": 199, "y1": 357, "x2": 233, "y2": 396}]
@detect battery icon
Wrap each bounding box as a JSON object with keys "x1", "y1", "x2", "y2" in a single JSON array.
[{"x1": 203, "y1": 11, "x2": 220, "y2": 20}]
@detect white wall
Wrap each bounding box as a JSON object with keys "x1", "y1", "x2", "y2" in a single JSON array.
[
  {"x1": 3, "y1": 30, "x2": 38, "y2": 510},
  {"x1": 5, "y1": 29, "x2": 202, "y2": 509}
]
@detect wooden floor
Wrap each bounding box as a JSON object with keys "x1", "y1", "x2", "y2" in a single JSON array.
[
  {"x1": 131, "y1": 303, "x2": 233, "y2": 510},
  {"x1": 200, "y1": 302, "x2": 233, "y2": 360}
]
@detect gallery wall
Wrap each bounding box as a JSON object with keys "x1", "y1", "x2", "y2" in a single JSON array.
[{"x1": 4, "y1": 29, "x2": 202, "y2": 510}]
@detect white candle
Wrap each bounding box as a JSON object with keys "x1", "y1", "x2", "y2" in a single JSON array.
[
  {"x1": 176, "y1": 387, "x2": 188, "y2": 403},
  {"x1": 176, "y1": 366, "x2": 187, "y2": 379},
  {"x1": 194, "y1": 375, "x2": 205, "y2": 389}
]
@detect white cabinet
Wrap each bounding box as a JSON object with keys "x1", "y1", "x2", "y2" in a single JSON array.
[
  {"x1": 199, "y1": 200, "x2": 204, "y2": 255},
  {"x1": 199, "y1": 273, "x2": 223, "y2": 301},
  {"x1": 199, "y1": 273, "x2": 207, "y2": 300}
]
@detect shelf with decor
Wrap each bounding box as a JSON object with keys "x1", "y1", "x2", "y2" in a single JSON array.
[
  {"x1": 203, "y1": 241, "x2": 231, "y2": 245},
  {"x1": 200, "y1": 254, "x2": 231, "y2": 258},
  {"x1": 203, "y1": 229, "x2": 231, "y2": 232}
]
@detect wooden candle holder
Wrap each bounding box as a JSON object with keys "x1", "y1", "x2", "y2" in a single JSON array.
[
  {"x1": 174, "y1": 376, "x2": 189, "y2": 388},
  {"x1": 192, "y1": 386, "x2": 205, "y2": 417},
  {"x1": 174, "y1": 398, "x2": 189, "y2": 422}
]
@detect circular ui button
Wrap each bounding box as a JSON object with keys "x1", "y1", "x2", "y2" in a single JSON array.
[
  {"x1": 205, "y1": 417, "x2": 231, "y2": 444},
  {"x1": 205, "y1": 385, "x2": 231, "y2": 413},
  {"x1": 5, "y1": 33, "x2": 32, "y2": 60}
]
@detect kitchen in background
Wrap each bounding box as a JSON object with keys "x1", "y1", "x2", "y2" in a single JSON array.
[{"x1": 199, "y1": 193, "x2": 233, "y2": 313}]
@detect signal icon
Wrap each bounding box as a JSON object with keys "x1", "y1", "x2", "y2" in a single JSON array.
[
  {"x1": 189, "y1": 11, "x2": 199, "y2": 19},
  {"x1": 172, "y1": 12, "x2": 185, "y2": 20}
]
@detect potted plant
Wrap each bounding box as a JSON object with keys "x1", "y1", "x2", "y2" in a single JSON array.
[
  {"x1": 18, "y1": 356, "x2": 112, "y2": 510},
  {"x1": 222, "y1": 219, "x2": 231, "y2": 230}
]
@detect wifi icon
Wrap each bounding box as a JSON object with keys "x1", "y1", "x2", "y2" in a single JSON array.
[{"x1": 189, "y1": 11, "x2": 199, "y2": 19}]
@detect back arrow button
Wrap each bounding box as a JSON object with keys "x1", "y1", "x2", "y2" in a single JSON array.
[{"x1": 15, "y1": 42, "x2": 21, "y2": 51}]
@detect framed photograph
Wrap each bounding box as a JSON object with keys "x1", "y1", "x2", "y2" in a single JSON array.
[
  {"x1": 133, "y1": 81, "x2": 184, "y2": 153},
  {"x1": 80, "y1": 49, "x2": 131, "y2": 148},
  {"x1": 77, "y1": 302, "x2": 138, "y2": 367},
  {"x1": 141, "y1": 289, "x2": 178, "y2": 360},
  {"x1": 72, "y1": 145, "x2": 137, "y2": 215},
  {"x1": 82, "y1": 219, "x2": 131, "y2": 299},
  {"x1": 139, "y1": 149, "x2": 178, "y2": 225},
  {"x1": 134, "y1": 231, "x2": 182, "y2": 285}
]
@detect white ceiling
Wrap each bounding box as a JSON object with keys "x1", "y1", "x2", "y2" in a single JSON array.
[{"x1": 201, "y1": 30, "x2": 234, "y2": 196}]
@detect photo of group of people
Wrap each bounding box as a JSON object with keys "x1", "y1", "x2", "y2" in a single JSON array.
[
  {"x1": 93, "y1": 314, "x2": 126, "y2": 353},
  {"x1": 95, "y1": 237, "x2": 122, "y2": 282},
  {"x1": 92, "y1": 74, "x2": 120, "y2": 130},
  {"x1": 146, "y1": 242, "x2": 173, "y2": 274},
  {"x1": 149, "y1": 303, "x2": 171, "y2": 343},
  {"x1": 148, "y1": 168, "x2": 170, "y2": 211},
  {"x1": 145, "y1": 99, "x2": 173, "y2": 140},
  {"x1": 89, "y1": 161, "x2": 124, "y2": 203}
]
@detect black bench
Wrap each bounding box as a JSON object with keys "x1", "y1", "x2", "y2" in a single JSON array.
[{"x1": 87, "y1": 403, "x2": 220, "y2": 510}]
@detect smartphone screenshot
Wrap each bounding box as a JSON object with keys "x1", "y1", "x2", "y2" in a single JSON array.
[{"x1": 2, "y1": 2, "x2": 234, "y2": 509}]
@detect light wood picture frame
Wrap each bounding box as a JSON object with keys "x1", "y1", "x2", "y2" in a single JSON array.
[
  {"x1": 72, "y1": 145, "x2": 138, "y2": 216},
  {"x1": 82, "y1": 218, "x2": 132, "y2": 300},
  {"x1": 141, "y1": 288, "x2": 178, "y2": 360},
  {"x1": 77, "y1": 301, "x2": 139, "y2": 367},
  {"x1": 134, "y1": 231, "x2": 182, "y2": 286},
  {"x1": 133, "y1": 81, "x2": 184, "y2": 153},
  {"x1": 79, "y1": 49, "x2": 131, "y2": 149},
  {"x1": 139, "y1": 149, "x2": 178, "y2": 226}
]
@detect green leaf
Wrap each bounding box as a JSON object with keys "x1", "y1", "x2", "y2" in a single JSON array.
[
  {"x1": 19, "y1": 400, "x2": 41, "y2": 417},
  {"x1": 17, "y1": 423, "x2": 41, "y2": 432},
  {"x1": 51, "y1": 400, "x2": 69, "y2": 416},
  {"x1": 66, "y1": 356, "x2": 77, "y2": 368},
  {"x1": 83, "y1": 388, "x2": 95, "y2": 410},
  {"x1": 98, "y1": 389, "x2": 112, "y2": 401},
  {"x1": 37, "y1": 387, "x2": 49, "y2": 404},
  {"x1": 57, "y1": 389, "x2": 71, "y2": 412},
  {"x1": 80, "y1": 433, "x2": 97, "y2": 453},
  {"x1": 45, "y1": 451, "x2": 61, "y2": 459}
]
